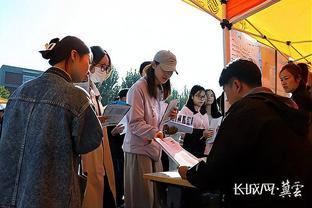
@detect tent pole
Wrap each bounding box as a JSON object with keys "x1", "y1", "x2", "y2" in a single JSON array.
[
  {"x1": 222, "y1": 1, "x2": 230, "y2": 66},
  {"x1": 289, "y1": 44, "x2": 310, "y2": 63},
  {"x1": 221, "y1": 0, "x2": 231, "y2": 113},
  {"x1": 275, "y1": 50, "x2": 277, "y2": 94},
  {"x1": 293, "y1": 53, "x2": 312, "y2": 63}
]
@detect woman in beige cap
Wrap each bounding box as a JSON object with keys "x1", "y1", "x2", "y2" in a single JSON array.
[{"x1": 122, "y1": 50, "x2": 178, "y2": 208}]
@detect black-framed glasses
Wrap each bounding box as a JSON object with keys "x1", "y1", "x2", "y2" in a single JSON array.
[
  {"x1": 195, "y1": 94, "x2": 206, "y2": 100},
  {"x1": 99, "y1": 64, "x2": 111, "y2": 73}
]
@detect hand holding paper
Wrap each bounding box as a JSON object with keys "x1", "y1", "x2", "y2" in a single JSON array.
[
  {"x1": 178, "y1": 166, "x2": 189, "y2": 179},
  {"x1": 163, "y1": 124, "x2": 179, "y2": 135},
  {"x1": 143, "y1": 131, "x2": 164, "y2": 145},
  {"x1": 169, "y1": 107, "x2": 178, "y2": 120},
  {"x1": 155, "y1": 131, "x2": 164, "y2": 140},
  {"x1": 202, "y1": 129, "x2": 214, "y2": 139},
  {"x1": 111, "y1": 124, "x2": 125, "y2": 136},
  {"x1": 97, "y1": 115, "x2": 109, "y2": 124},
  {"x1": 206, "y1": 117, "x2": 223, "y2": 144}
]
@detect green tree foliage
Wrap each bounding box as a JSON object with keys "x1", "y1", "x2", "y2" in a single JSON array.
[
  {"x1": 121, "y1": 69, "x2": 141, "y2": 89},
  {"x1": 0, "y1": 86, "x2": 10, "y2": 99},
  {"x1": 98, "y1": 68, "x2": 120, "y2": 106},
  {"x1": 96, "y1": 66, "x2": 190, "y2": 111},
  {"x1": 165, "y1": 86, "x2": 189, "y2": 110},
  {"x1": 165, "y1": 88, "x2": 179, "y2": 103},
  {"x1": 177, "y1": 86, "x2": 189, "y2": 110}
]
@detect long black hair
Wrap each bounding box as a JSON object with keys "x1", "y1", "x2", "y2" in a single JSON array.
[
  {"x1": 185, "y1": 85, "x2": 206, "y2": 115},
  {"x1": 145, "y1": 63, "x2": 171, "y2": 100},
  {"x1": 205, "y1": 89, "x2": 222, "y2": 118}
]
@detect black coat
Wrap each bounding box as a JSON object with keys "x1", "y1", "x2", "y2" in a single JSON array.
[
  {"x1": 107, "y1": 126, "x2": 125, "y2": 160},
  {"x1": 292, "y1": 83, "x2": 312, "y2": 113},
  {"x1": 183, "y1": 128, "x2": 206, "y2": 158},
  {"x1": 186, "y1": 89, "x2": 312, "y2": 208}
]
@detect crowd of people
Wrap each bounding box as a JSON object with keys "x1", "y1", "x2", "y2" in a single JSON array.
[{"x1": 0, "y1": 35, "x2": 311, "y2": 208}]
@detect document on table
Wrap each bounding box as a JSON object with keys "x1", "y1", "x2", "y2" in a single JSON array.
[{"x1": 155, "y1": 137, "x2": 201, "y2": 168}]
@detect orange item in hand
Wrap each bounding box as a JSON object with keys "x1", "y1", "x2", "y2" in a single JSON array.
[{"x1": 155, "y1": 131, "x2": 164, "y2": 140}]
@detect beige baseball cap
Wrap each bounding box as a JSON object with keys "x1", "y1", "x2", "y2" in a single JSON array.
[{"x1": 153, "y1": 50, "x2": 178, "y2": 74}]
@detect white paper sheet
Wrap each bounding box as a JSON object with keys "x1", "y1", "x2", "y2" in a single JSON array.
[
  {"x1": 206, "y1": 117, "x2": 223, "y2": 144},
  {"x1": 155, "y1": 137, "x2": 201, "y2": 167},
  {"x1": 160, "y1": 99, "x2": 178, "y2": 125},
  {"x1": 118, "y1": 116, "x2": 127, "y2": 135},
  {"x1": 165, "y1": 120, "x2": 193, "y2": 134}
]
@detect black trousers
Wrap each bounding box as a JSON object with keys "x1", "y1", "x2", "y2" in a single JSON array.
[{"x1": 104, "y1": 175, "x2": 116, "y2": 208}]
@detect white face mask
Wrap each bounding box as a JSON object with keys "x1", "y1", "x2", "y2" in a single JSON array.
[
  {"x1": 74, "y1": 80, "x2": 90, "y2": 93},
  {"x1": 90, "y1": 66, "x2": 111, "y2": 84}
]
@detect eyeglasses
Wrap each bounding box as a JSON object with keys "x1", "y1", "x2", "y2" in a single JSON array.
[
  {"x1": 99, "y1": 64, "x2": 111, "y2": 73},
  {"x1": 195, "y1": 94, "x2": 206, "y2": 100}
]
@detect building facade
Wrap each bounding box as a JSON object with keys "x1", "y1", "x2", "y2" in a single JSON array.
[{"x1": 0, "y1": 65, "x2": 43, "y2": 93}]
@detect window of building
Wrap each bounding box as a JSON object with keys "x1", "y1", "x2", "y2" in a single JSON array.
[
  {"x1": 23, "y1": 75, "x2": 36, "y2": 83},
  {"x1": 4, "y1": 72, "x2": 22, "y2": 85}
]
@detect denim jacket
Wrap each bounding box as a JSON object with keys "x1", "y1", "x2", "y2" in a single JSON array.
[{"x1": 0, "y1": 67, "x2": 103, "y2": 208}]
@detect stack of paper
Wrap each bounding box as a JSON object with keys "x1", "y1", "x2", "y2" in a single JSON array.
[{"x1": 155, "y1": 137, "x2": 201, "y2": 168}]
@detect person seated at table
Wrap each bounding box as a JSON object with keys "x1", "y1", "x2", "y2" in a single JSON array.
[{"x1": 179, "y1": 59, "x2": 312, "y2": 208}]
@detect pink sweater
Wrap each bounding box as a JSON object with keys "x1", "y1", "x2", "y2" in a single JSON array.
[{"x1": 122, "y1": 78, "x2": 166, "y2": 161}]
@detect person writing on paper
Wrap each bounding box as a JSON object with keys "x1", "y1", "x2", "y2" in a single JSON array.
[
  {"x1": 179, "y1": 85, "x2": 213, "y2": 158},
  {"x1": 204, "y1": 89, "x2": 222, "y2": 155},
  {"x1": 0, "y1": 36, "x2": 103, "y2": 208},
  {"x1": 81, "y1": 46, "x2": 117, "y2": 208},
  {"x1": 123, "y1": 50, "x2": 178, "y2": 208},
  {"x1": 179, "y1": 59, "x2": 312, "y2": 208},
  {"x1": 107, "y1": 88, "x2": 129, "y2": 207}
]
